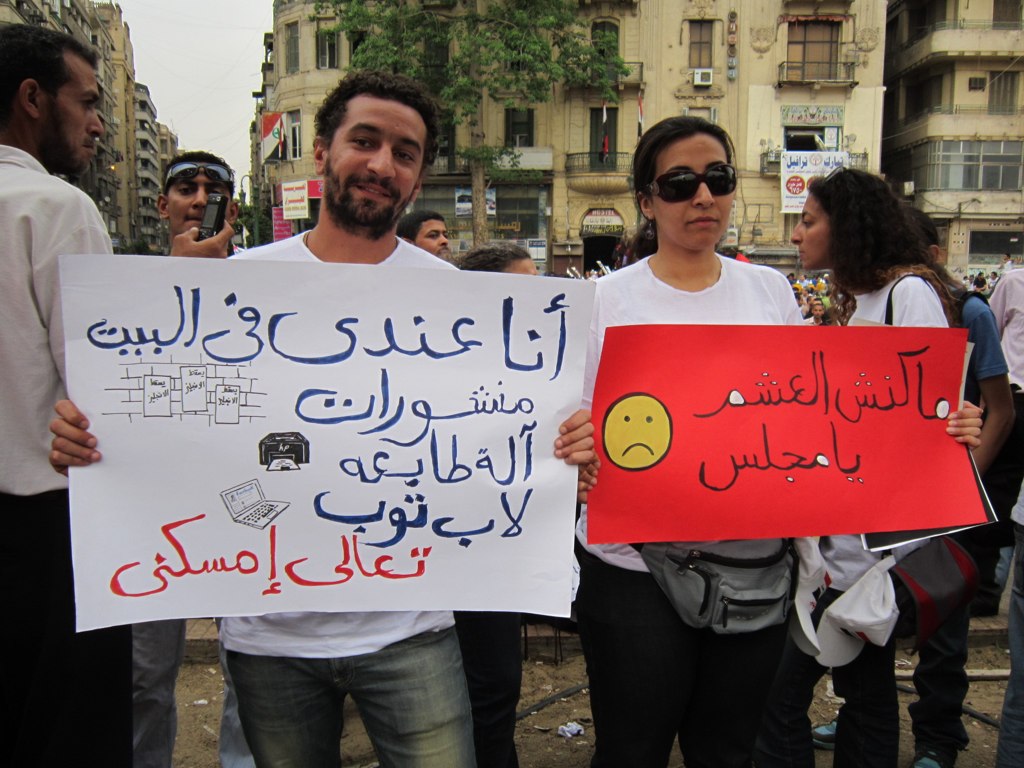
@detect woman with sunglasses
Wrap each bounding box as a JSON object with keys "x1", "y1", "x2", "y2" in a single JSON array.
[
  {"x1": 754, "y1": 168, "x2": 983, "y2": 768},
  {"x1": 573, "y1": 115, "x2": 807, "y2": 768}
]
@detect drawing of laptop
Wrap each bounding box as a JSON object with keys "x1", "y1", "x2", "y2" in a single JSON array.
[{"x1": 220, "y1": 479, "x2": 289, "y2": 529}]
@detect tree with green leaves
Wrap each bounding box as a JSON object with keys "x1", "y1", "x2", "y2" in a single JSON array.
[{"x1": 317, "y1": 0, "x2": 625, "y2": 244}]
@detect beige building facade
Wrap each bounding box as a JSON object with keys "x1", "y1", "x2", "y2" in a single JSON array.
[
  {"x1": 251, "y1": 0, "x2": 893, "y2": 273},
  {"x1": 882, "y1": 0, "x2": 1023, "y2": 272}
]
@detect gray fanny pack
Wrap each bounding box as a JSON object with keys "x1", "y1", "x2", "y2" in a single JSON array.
[{"x1": 640, "y1": 541, "x2": 797, "y2": 634}]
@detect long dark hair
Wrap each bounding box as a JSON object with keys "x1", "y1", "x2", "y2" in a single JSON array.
[
  {"x1": 807, "y1": 168, "x2": 955, "y2": 325},
  {"x1": 631, "y1": 116, "x2": 736, "y2": 258}
]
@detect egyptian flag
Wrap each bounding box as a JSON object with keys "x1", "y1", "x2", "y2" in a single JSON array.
[
  {"x1": 600, "y1": 101, "x2": 609, "y2": 163},
  {"x1": 637, "y1": 93, "x2": 644, "y2": 139},
  {"x1": 261, "y1": 113, "x2": 284, "y2": 162}
]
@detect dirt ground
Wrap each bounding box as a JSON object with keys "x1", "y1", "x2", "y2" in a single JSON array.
[{"x1": 172, "y1": 631, "x2": 1011, "y2": 768}]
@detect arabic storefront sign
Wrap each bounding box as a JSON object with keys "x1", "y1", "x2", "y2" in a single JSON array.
[
  {"x1": 781, "y1": 151, "x2": 848, "y2": 214},
  {"x1": 580, "y1": 208, "x2": 625, "y2": 237},
  {"x1": 780, "y1": 105, "x2": 845, "y2": 126},
  {"x1": 587, "y1": 324, "x2": 986, "y2": 544},
  {"x1": 271, "y1": 207, "x2": 292, "y2": 242},
  {"x1": 281, "y1": 179, "x2": 309, "y2": 220},
  {"x1": 60, "y1": 255, "x2": 594, "y2": 630}
]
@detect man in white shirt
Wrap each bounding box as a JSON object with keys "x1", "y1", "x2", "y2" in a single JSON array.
[
  {"x1": 50, "y1": 69, "x2": 594, "y2": 767},
  {"x1": 0, "y1": 23, "x2": 131, "y2": 765}
]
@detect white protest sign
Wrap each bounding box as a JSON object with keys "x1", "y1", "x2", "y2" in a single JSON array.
[{"x1": 60, "y1": 254, "x2": 594, "y2": 630}]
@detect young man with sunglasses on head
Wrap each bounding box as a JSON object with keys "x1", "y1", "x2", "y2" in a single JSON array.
[
  {"x1": 0, "y1": 23, "x2": 131, "y2": 766},
  {"x1": 50, "y1": 69, "x2": 595, "y2": 767},
  {"x1": 162, "y1": 150, "x2": 239, "y2": 258}
]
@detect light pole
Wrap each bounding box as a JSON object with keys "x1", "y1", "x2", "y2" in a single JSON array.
[{"x1": 240, "y1": 173, "x2": 260, "y2": 247}]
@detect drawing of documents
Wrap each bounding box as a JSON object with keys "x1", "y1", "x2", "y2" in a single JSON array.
[{"x1": 220, "y1": 479, "x2": 289, "y2": 529}]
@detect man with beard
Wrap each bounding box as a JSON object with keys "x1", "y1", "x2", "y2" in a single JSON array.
[
  {"x1": 50, "y1": 69, "x2": 596, "y2": 766},
  {"x1": 0, "y1": 24, "x2": 131, "y2": 766},
  {"x1": 398, "y1": 209, "x2": 452, "y2": 260}
]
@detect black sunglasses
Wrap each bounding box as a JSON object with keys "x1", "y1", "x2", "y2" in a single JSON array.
[
  {"x1": 164, "y1": 162, "x2": 234, "y2": 185},
  {"x1": 647, "y1": 164, "x2": 737, "y2": 202}
]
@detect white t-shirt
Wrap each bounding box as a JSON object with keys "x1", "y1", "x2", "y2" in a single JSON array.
[
  {"x1": 575, "y1": 255, "x2": 805, "y2": 571},
  {"x1": 821, "y1": 275, "x2": 947, "y2": 590},
  {"x1": 989, "y1": 268, "x2": 1024, "y2": 387},
  {"x1": 0, "y1": 145, "x2": 113, "y2": 496},
  {"x1": 219, "y1": 234, "x2": 456, "y2": 657}
]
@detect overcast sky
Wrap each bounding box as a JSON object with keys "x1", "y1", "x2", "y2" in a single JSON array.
[{"x1": 116, "y1": 0, "x2": 273, "y2": 197}]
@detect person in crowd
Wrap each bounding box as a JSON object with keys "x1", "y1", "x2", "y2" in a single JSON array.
[
  {"x1": 573, "y1": 115, "x2": 808, "y2": 768},
  {"x1": 1002, "y1": 253, "x2": 1015, "y2": 277},
  {"x1": 989, "y1": 252, "x2": 1024, "y2": 767},
  {"x1": 458, "y1": 242, "x2": 538, "y2": 276},
  {"x1": 805, "y1": 298, "x2": 831, "y2": 326},
  {"x1": 162, "y1": 150, "x2": 238, "y2": 258},
  {"x1": 49, "y1": 69, "x2": 595, "y2": 768},
  {"x1": 129, "y1": 150, "x2": 254, "y2": 768},
  {"x1": 449, "y1": 241, "x2": 539, "y2": 768},
  {"x1": 755, "y1": 168, "x2": 982, "y2": 768},
  {"x1": 972, "y1": 273, "x2": 989, "y2": 296},
  {"x1": 0, "y1": 23, "x2": 132, "y2": 766},
  {"x1": 397, "y1": 208, "x2": 451, "y2": 260},
  {"x1": 899, "y1": 206, "x2": 1015, "y2": 768}
]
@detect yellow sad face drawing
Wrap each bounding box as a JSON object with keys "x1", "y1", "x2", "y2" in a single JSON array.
[{"x1": 602, "y1": 393, "x2": 673, "y2": 471}]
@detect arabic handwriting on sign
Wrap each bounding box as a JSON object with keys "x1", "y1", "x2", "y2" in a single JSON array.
[
  {"x1": 693, "y1": 351, "x2": 829, "y2": 418},
  {"x1": 697, "y1": 422, "x2": 861, "y2": 492},
  {"x1": 109, "y1": 514, "x2": 259, "y2": 597},
  {"x1": 313, "y1": 490, "x2": 508, "y2": 548},
  {"x1": 283, "y1": 534, "x2": 432, "y2": 586},
  {"x1": 502, "y1": 294, "x2": 570, "y2": 380},
  {"x1": 200, "y1": 293, "x2": 264, "y2": 364},
  {"x1": 86, "y1": 286, "x2": 200, "y2": 357},
  {"x1": 693, "y1": 348, "x2": 949, "y2": 424},
  {"x1": 363, "y1": 316, "x2": 483, "y2": 359}
]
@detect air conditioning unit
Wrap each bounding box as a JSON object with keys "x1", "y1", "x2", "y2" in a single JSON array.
[
  {"x1": 902, "y1": 181, "x2": 915, "y2": 197},
  {"x1": 693, "y1": 68, "x2": 714, "y2": 87}
]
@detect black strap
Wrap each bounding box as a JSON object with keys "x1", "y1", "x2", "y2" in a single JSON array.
[{"x1": 883, "y1": 274, "x2": 928, "y2": 326}]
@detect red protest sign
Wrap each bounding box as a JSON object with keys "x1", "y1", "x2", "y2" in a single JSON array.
[{"x1": 587, "y1": 325, "x2": 986, "y2": 544}]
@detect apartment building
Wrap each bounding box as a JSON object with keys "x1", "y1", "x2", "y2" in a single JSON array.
[
  {"x1": 251, "y1": 0, "x2": 887, "y2": 273},
  {"x1": 135, "y1": 82, "x2": 163, "y2": 251},
  {"x1": 882, "y1": 0, "x2": 1023, "y2": 270}
]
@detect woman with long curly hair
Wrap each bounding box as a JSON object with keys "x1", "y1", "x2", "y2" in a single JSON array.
[{"x1": 755, "y1": 168, "x2": 982, "y2": 768}]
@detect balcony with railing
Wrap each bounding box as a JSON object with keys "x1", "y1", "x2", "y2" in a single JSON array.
[
  {"x1": 618, "y1": 61, "x2": 644, "y2": 87},
  {"x1": 428, "y1": 154, "x2": 469, "y2": 176},
  {"x1": 565, "y1": 152, "x2": 632, "y2": 195},
  {"x1": 891, "y1": 20, "x2": 1023, "y2": 76},
  {"x1": 884, "y1": 104, "x2": 1024, "y2": 149},
  {"x1": 777, "y1": 60, "x2": 858, "y2": 88}
]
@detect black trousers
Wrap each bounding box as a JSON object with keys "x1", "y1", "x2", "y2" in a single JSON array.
[
  {"x1": 575, "y1": 544, "x2": 787, "y2": 768},
  {"x1": 0, "y1": 489, "x2": 132, "y2": 767},
  {"x1": 454, "y1": 611, "x2": 522, "y2": 768}
]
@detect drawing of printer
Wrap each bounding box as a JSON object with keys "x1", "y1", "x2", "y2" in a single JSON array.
[{"x1": 220, "y1": 479, "x2": 289, "y2": 529}]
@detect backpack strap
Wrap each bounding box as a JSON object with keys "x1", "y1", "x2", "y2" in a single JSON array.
[{"x1": 884, "y1": 274, "x2": 928, "y2": 326}]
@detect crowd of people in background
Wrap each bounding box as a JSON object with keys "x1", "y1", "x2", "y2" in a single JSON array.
[{"x1": 6, "y1": 21, "x2": 1024, "y2": 768}]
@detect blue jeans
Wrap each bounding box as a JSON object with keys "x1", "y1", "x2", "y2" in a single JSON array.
[
  {"x1": 997, "y1": 523, "x2": 1024, "y2": 766},
  {"x1": 217, "y1": 634, "x2": 256, "y2": 768},
  {"x1": 756, "y1": 588, "x2": 899, "y2": 768},
  {"x1": 226, "y1": 627, "x2": 475, "y2": 768}
]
